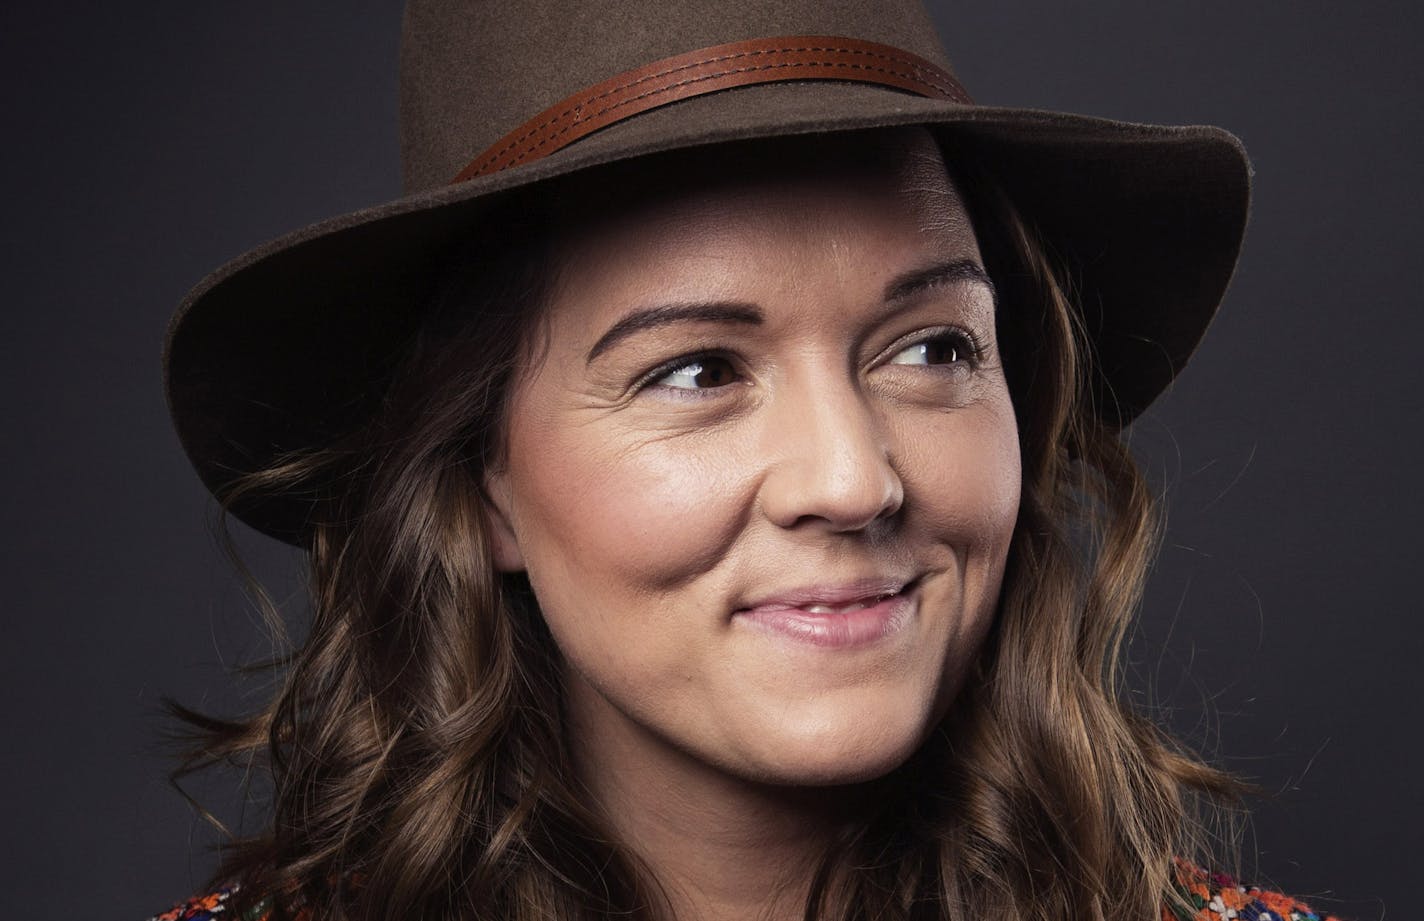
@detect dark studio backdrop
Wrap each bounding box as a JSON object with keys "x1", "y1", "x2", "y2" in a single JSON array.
[{"x1": 2, "y1": 3, "x2": 1417, "y2": 918}]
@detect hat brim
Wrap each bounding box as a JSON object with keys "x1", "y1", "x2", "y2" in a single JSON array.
[{"x1": 165, "y1": 81, "x2": 1251, "y2": 545}]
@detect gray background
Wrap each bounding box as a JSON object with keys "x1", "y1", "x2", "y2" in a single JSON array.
[{"x1": 2, "y1": 2, "x2": 1417, "y2": 918}]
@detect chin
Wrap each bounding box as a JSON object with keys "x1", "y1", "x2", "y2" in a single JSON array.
[{"x1": 735, "y1": 707, "x2": 934, "y2": 787}]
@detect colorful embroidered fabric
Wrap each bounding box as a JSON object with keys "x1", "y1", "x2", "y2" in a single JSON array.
[
  {"x1": 149, "y1": 861, "x2": 1343, "y2": 920},
  {"x1": 147, "y1": 887, "x2": 287, "y2": 921},
  {"x1": 1165, "y1": 859, "x2": 1342, "y2": 921}
]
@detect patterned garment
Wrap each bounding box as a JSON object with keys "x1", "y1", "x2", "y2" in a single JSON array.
[
  {"x1": 148, "y1": 887, "x2": 283, "y2": 921},
  {"x1": 1165, "y1": 860, "x2": 1342, "y2": 921},
  {"x1": 149, "y1": 861, "x2": 1343, "y2": 921}
]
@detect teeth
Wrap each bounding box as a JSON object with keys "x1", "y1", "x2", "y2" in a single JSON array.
[
  {"x1": 804, "y1": 602, "x2": 868, "y2": 614},
  {"x1": 801, "y1": 591, "x2": 896, "y2": 615}
]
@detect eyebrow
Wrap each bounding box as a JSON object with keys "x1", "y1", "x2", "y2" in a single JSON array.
[
  {"x1": 884, "y1": 259, "x2": 996, "y2": 304},
  {"x1": 586, "y1": 301, "x2": 763, "y2": 362},
  {"x1": 584, "y1": 258, "x2": 995, "y2": 363}
]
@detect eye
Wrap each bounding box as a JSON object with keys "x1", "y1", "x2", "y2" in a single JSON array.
[
  {"x1": 650, "y1": 355, "x2": 740, "y2": 390},
  {"x1": 887, "y1": 329, "x2": 980, "y2": 367}
]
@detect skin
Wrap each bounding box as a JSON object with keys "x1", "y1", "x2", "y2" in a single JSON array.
[{"x1": 483, "y1": 127, "x2": 1021, "y2": 920}]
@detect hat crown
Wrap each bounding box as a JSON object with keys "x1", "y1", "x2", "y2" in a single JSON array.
[{"x1": 398, "y1": 0, "x2": 956, "y2": 192}]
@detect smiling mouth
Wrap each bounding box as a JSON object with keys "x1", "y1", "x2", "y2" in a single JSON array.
[
  {"x1": 732, "y1": 579, "x2": 920, "y2": 648},
  {"x1": 734, "y1": 577, "x2": 918, "y2": 617}
]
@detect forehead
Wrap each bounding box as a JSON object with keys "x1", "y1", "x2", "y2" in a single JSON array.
[{"x1": 544, "y1": 127, "x2": 979, "y2": 301}]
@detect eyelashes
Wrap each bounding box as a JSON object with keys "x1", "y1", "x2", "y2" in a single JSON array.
[
  {"x1": 634, "y1": 326, "x2": 987, "y2": 398},
  {"x1": 650, "y1": 355, "x2": 741, "y2": 391},
  {"x1": 624, "y1": 351, "x2": 744, "y2": 404},
  {"x1": 885, "y1": 326, "x2": 985, "y2": 369}
]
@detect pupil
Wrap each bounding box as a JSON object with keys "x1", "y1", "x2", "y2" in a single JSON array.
[
  {"x1": 929, "y1": 341, "x2": 958, "y2": 364},
  {"x1": 695, "y1": 361, "x2": 728, "y2": 387}
]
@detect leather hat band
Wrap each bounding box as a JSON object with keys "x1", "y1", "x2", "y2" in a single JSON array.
[{"x1": 451, "y1": 35, "x2": 973, "y2": 182}]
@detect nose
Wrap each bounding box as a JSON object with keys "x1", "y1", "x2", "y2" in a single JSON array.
[{"x1": 757, "y1": 376, "x2": 904, "y2": 533}]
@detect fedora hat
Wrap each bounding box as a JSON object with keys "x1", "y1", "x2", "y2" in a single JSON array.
[{"x1": 164, "y1": 0, "x2": 1251, "y2": 546}]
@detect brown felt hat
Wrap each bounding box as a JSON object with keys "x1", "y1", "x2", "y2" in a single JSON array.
[{"x1": 164, "y1": 0, "x2": 1251, "y2": 546}]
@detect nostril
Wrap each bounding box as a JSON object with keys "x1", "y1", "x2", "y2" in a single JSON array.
[
  {"x1": 755, "y1": 382, "x2": 905, "y2": 531},
  {"x1": 761, "y1": 442, "x2": 905, "y2": 532}
]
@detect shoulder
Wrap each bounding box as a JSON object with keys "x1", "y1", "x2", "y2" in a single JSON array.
[
  {"x1": 1166, "y1": 858, "x2": 1346, "y2": 921},
  {"x1": 146, "y1": 884, "x2": 284, "y2": 921}
]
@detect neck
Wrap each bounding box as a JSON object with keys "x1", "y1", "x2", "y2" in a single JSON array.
[{"x1": 564, "y1": 671, "x2": 881, "y2": 921}]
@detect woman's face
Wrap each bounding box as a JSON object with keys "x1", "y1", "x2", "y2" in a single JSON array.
[{"x1": 485, "y1": 129, "x2": 1020, "y2": 786}]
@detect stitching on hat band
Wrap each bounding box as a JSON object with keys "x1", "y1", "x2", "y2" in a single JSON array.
[
  {"x1": 477, "y1": 43, "x2": 963, "y2": 165},
  {"x1": 451, "y1": 36, "x2": 973, "y2": 183}
]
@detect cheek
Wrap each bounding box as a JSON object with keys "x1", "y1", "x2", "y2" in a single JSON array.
[
  {"x1": 900, "y1": 398, "x2": 1021, "y2": 559},
  {"x1": 897, "y1": 398, "x2": 1020, "y2": 713},
  {"x1": 506, "y1": 411, "x2": 756, "y2": 606},
  {"x1": 504, "y1": 414, "x2": 764, "y2": 730}
]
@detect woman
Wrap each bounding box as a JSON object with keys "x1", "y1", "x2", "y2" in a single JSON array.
[{"x1": 155, "y1": 1, "x2": 1338, "y2": 920}]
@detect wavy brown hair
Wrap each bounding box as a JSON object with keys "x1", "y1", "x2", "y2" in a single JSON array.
[{"x1": 172, "y1": 130, "x2": 1243, "y2": 921}]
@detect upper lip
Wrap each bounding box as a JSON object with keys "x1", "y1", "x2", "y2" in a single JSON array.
[{"x1": 733, "y1": 576, "x2": 916, "y2": 613}]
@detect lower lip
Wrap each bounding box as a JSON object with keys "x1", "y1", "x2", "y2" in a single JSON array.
[{"x1": 733, "y1": 585, "x2": 918, "y2": 649}]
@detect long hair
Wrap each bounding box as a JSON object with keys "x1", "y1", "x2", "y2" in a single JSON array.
[{"x1": 171, "y1": 132, "x2": 1243, "y2": 921}]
